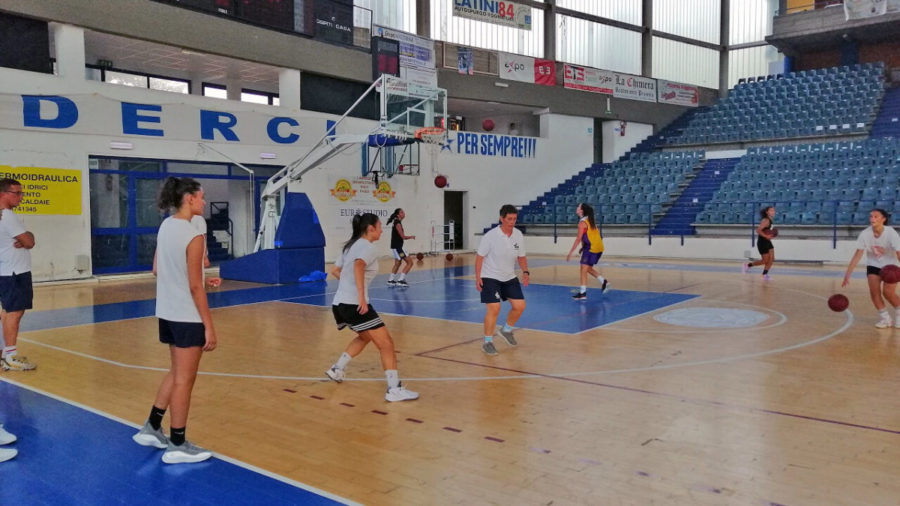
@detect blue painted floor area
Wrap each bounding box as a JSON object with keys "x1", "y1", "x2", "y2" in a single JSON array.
[{"x1": 0, "y1": 381, "x2": 343, "y2": 506}]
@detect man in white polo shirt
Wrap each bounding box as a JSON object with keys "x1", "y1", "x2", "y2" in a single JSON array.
[
  {"x1": 0, "y1": 178, "x2": 36, "y2": 371},
  {"x1": 475, "y1": 204, "x2": 529, "y2": 355}
]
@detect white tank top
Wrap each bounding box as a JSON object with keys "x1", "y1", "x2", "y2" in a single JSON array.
[{"x1": 156, "y1": 217, "x2": 203, "y2": 322}]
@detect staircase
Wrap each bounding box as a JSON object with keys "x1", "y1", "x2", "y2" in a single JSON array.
[
  {"x1": 206, "y1": 202, "x2": 232, "y2": 263},
  {"x1": 870, "y1": 86, "x2": 900, "y2": 138},
  {"x1": 651, "y1": 158, "x2": 739, "y2": 235}
]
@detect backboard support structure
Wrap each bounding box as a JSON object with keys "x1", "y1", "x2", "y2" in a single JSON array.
[{"x1": 254, "y1": 75, "x2": 448, "y2": 252}]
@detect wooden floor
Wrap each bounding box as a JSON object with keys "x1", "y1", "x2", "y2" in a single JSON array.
[{"x1": 7, "y1": 254, "x2": 900, "y2": 505}]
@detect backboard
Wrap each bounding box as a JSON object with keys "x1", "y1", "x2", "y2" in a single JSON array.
[{"x1": 381, "y1": 75, "x2": 448, "y2": 139}]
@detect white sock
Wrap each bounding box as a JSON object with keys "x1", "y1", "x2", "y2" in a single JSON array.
[
  {"x1": 2, "y1": 346, "x2": 15, "y2": 358},
  {"x1": 879, "y1": 309, "x2": 890, "y2": 321},
  {"x1": 335, "y1": 352, "x2": 352, "y2": 370},
  {"x1": 596, "y1": 275, "x2": 605, "y2": 283},
  {"x1": 398, "y1": 273, "x2": 406, "y2": 281},
  {"x1": 385, "y1": 369, "x2": 400, "y2": 389},
  {"x1": 580, "y1": 285, "x2": 587, "y2": 293},
  {"x1": 389, "y1": 273, "x2": 396, "y2": 281}
]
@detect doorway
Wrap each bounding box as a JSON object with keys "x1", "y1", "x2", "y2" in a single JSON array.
[{"x1": 443, "y1": 190, "x2": 465, "y2": 250}]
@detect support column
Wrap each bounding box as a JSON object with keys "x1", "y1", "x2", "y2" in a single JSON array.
[
  {"x1": 53, "y1": 24, "x2": 85, "y2": 81},
  {"x1": 278, "y1": 68, "x2": 301, "y2": 110},
  {"x1": 719, "y1": 0, "x2": 730, "y2": 98},
  {"x1": 642, "y1": 0, "x2": 652, "y2": 77},
  {"x1": 226, "y1": 78, "x2": 241, "y2": 101},
  {"x1": 416, "y1": 0, "x2": 430, "y2": 37},
  {"x1": 543, "y1": 0, "x2": 556, "y2": 61}
]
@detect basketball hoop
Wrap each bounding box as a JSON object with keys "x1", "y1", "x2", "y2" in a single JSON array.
[{"x1": 415, "y1": 127, "x2": 446, "y2": 175}]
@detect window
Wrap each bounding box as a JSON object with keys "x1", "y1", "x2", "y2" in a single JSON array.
[
  {"x1": 203, "y1": 83, "x2": 228, "y2": 99},
  {"x1": 105, "y1": 70, "x2": 148, "y2": 88},
  {"x1": 556, "y1": 15, "x2": 641, "y2": 75},
  {"x1": 241, "y1": 89, "x2": 279, "y2": 105},
  {"x1": 150, "y1": 77, "x2": 190, "y2": 94}
]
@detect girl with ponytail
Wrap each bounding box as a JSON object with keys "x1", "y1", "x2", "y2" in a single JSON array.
[
  {"x1": 326, "y1": 213, "x2": 419, "y2": 402},
  {"x1": 133, "y1": 177, "x2": 217, "y2": 464},
  {"x1": 386, "y1": 208, "x2": 416, "y2": 287},
  {"x1": 566, "y1": 203, "x2": 609, "y2": 300}
]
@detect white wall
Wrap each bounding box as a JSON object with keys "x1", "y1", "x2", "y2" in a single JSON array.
[
  {"x1": 0, "y1": 68, "x2": 595, "y2": 280},
  {"x1": 601, "y1": 120, "x2": 653, "y2": 162}
]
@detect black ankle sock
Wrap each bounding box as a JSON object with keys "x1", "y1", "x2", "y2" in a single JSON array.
[
  {"x1": 170, "y1": 427, "x2": 186, "y2": 446},
  {"x1": 762, "y1": 269, "x2": 769, "y2": 275},
  {"x1": 149, "y1": 406, "x2": 166, "y2": 431},
  {"x1": 747, "y1": 263, "x2": 752, "y2": 268}
]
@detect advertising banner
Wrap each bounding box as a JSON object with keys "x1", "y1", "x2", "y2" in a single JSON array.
[
  {"x1": 657, "y1": 80, "x2": 700, "y2": 107},
  {"x1": 452, "y1": 0, "x2": 532, "y2": 30},
  {"x1": 499, "y1": 53, "x2": 556, "y2": 86},
  {"x1": 563, "y1": 64, "x2": 615, "y2": 94},
  {"x1": 373, "y1": 25, "x2": 437, "y2": 88},
  {"x1": 613, "y1": 73, "x2": 656, "y2": 102},
  {"x1": 0, "y1": 166, "x2": 81, "y2": 215}
]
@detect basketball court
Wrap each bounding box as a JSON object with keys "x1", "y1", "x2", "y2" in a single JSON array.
[{"x1": 3, "y1": 254, "x2": 898, "y2": 504}]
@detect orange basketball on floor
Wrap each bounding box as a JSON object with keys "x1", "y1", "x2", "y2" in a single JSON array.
[
  {"x1": 416, "y1": 252, "x2": 424, "y2": 261},
  {"x1": 881, "y1": 264, "x2": 900, "y2": 284},
  {"x1": 445, "y1": 253, "x2": 454, "y2": 261},
  {"x1": 827, "y1": 294, "x2": 849, "y2": 312}
]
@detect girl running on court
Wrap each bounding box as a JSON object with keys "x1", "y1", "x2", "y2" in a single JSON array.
[
  {"x1": 326, "y1": 213, "x2": 418, "y2": 402},
  {"x1": 133, "y1": 177, "x2": 217, "y2": 464},
  {"x1": 566, "y1": 203, "x2": 608, "y2": 300},
  {"x1": 743, "y1": 206, "x2": 777, "y2": 280},
  {"x1": 386, "y1": 208, "x2": 415, "y2": 287},
  {"x1": 842, "y1": 208, "x2": 900, "y2": 329}
]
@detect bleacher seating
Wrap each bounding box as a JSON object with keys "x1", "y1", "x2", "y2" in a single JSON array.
[
  {"x1": 696, "y1": 137, "x2": 900, "y2": 226},
  {"x1": 665, "y1": 62, "x2": 885, "y2": 145}
]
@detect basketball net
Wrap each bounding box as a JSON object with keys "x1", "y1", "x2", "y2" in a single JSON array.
[{"x1": 415, "y1": 127, "x2": 446, "y2": 176}]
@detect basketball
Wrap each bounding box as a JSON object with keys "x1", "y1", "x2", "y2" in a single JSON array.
[
  {"x1": 446, "y1": 253, "x2": 454, "y2": 261},
  {"x1": 827, "y1": 294, "x2": 849, "y2": 312},
  {"x1": 416, "y1": 252, "x2": 424, "y2": 261},
  {"x1": 482, "y1": 119, "x2": 495, "y2": 131},
  {"x1": 770, "y1": 228, "x2": 778, "y2": 237},
  {"x1": 434, "y1": 175, "x2": 447, "y2": 188},
  {"x1": 881, "y1": 264, "x2": 900, "y2": 284}
]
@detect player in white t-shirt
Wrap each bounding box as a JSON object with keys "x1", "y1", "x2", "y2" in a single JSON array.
[
  {"x1": 325, "y1": 213, "x2": 418, "y2": 402},
  {"x1": 0, "y1": 178, "x2": 36, "y2": 372},
  {"x1": 475, "y1": 204, "x2": 529, "y2": 355},
  {"x1": 189, "y1": 214, "x2": 222, "y2": 288},
  {"x1": 132, "y1": 177, "x2": 218, "y2": 464},
  {"x1": 842, "y1": 209, "x2": 900, "y2": 329}
]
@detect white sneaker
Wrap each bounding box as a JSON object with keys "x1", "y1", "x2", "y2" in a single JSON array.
[
  {"x1": 0, "y1": 447, "x2": 16, "y2": 462},
  {"x1": 0, "y1": 425, "x2": 16, "y2": 445},
  {"x1": 385, "y1": 384, "x2": 419, "y2": 402},
  {"x1": 325, "y1": 367, "x2": 345, "y2": 383},
  {"x1": 875, "y1": 316, "x2": 893, "y2": 329},
  {"x1": 132, "y1": 421, "x2": 168, "y2": 449},
  {"x1": 1, "y1": 355, "x2": 36, "y2": 371},
  {"x1": 162, "y1": 440, "x2": 212, "y2": 464},
  {"x1": 741, "y1": 262, "x2": 750, "y2": 274}
]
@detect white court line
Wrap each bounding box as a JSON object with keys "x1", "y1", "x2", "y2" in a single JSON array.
[{"x1": 0, "y1": 376, "x2": 360, "y2": 506}]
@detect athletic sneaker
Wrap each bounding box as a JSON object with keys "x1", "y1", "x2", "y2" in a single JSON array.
[
  {"x1": 0, "y1": 448, "x2": 16, "y2": 463},
  {"x1": 875, "y1": 316, "x2": 893, "y2": 329},
  {"x1": 162, "y1": 440, "x2": 212, "y2": 464},
  {"x1": 497, "y1": 328, "x2": 518, "y2": 346},
  {"x1": 482, "y1": 341, "x2": 498, "y2": 355},
  {"x1": 572, "y1": 292, "x2": 587, "y2": 300},
  {"x1": 762, "y1": 274, "x2": 771, "y2": 281},
  {"x1": 132, "y1": 421, "x2": 168, "y2": 449},
  {"x1": 395, "y1": 280, "x2": 409, "y2": 287},
  {"x1": 325, "y1": 366, "x2": 345, "y2": 383},
  {"x1": 1, "y1": 355, "x2": 36, "y2": 371},
  {"x1": 741, "y1": 262, "x2": 750, "y2": 274},
  {"x1": 385, "y1": 384, "x2": 419, "y2": 402},
  {"x1": 0, "y1": 425, "x2": 16, "y2": 445},
  {"x1": 600, "y1": 279, "x2": 610, "y2": 293},
  {"x1": 387, "y1": 279, "x2": 397, "y2": 286}
]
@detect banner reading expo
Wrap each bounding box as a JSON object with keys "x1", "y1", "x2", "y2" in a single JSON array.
[{"x1": 0, "y1": 166, "x2": 82, "y2": 215}]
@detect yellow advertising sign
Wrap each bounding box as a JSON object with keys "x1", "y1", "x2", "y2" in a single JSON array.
[
  {"x1": 329, "y1": 178, "x2": 356, "y2": 202},
  {"x1": 0, "y1": 166, "x2": 82, "y2": 215}
]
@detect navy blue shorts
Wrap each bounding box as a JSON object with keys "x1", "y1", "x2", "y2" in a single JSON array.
[
  {"x1": 158, "y1": 318, "x2": 206, "y2": 348},
  {"x1": 580, "y1": 250, "x2": 603, "y2": 266},
  {"x1": 480, "y1": 277, "x2": 524, "y2": 304},
  {"x1": 332, "y1": 303, "x2": 385, "y2": 333},
  {"x1": 0, "y1": 271, "x2": 33, "y2": 312}
]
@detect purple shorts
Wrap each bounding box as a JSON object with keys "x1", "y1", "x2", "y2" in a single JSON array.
[{"x1": 580, "y1": 250, "x2": 602, "y2": 266}]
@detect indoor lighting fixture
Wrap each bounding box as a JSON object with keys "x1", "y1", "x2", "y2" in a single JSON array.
[
  {"x1": 259, "y1": 152, "x2": 277, "y2": 159},
  {"x1": 494, "y1": 82, "x2": 509, "y2": 88},
  {"x1": 109, "y1": 141, "x2": 133, "y2": 150}
]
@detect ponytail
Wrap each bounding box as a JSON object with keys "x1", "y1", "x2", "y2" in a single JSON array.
[
  {"x1": 579, "y1": 203, "x2": 596, "y2": 229},
  {"x1": 386, "y1": 208, "x2": 402, "y2": 225},
  {"x1": 157, "y1": 176, "x2": 201, "y2": 211},
  {"x1": 343, "y1": 213, "x2": 380, "y2": 252}
]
